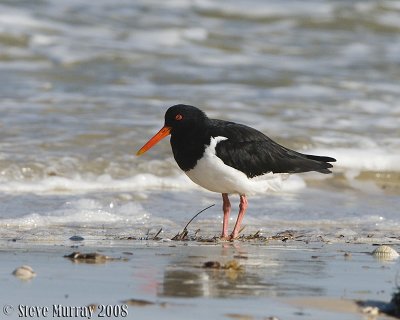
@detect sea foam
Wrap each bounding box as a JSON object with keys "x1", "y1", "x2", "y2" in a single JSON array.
[{"x1": 309, "y1": 147, "x2": 400, "y2": 172}]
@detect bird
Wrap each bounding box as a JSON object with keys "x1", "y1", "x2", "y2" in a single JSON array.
[{"x1": 136, "y1": 104, "x2": 336, "y2": 240}]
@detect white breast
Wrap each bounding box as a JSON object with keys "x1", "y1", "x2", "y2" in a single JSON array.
[{"x1": 185, "y1": 136, "x2": 284, "y2": 195}]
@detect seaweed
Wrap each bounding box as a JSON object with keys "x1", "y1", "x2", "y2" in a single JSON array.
[{"x1": 172, "y1": 204, "x2": 215, "y2": 241}]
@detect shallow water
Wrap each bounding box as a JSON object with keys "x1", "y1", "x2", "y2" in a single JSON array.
[
  {"x1": 1, "y1": 241, "x2": 399, "y2": 320},
  {"x1": 0, "y1": 1, "x2": 399, "y2": 239}
]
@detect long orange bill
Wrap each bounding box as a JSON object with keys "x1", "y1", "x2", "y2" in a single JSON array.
[{"x1": 136, "y1": 126, "x2": 171, "y2": 156}]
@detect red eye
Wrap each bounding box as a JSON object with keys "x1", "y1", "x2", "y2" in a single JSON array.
[{"x1": 175, "y1": 114, "x2": 183, "y2": 121}]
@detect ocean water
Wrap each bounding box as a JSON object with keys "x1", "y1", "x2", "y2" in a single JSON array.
[{"x1": 0, "y1": 0, "x2": 399, "y2": 240}]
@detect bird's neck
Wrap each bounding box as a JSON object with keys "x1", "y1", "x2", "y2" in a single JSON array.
[{"x1": 170, "y1": 124, "x2": 210, "y2": 172}]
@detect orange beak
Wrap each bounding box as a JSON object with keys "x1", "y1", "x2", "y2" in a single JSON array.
[{"x1": 136, "y1": 126, "x2": 172, "y2": 156}]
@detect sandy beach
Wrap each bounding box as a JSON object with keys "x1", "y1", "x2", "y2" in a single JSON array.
[
  {"x1": 1, "y1": 1, "x2": 400, "y2": 319},
  {"x1": 2, "y1": 234, "x2": 399, "y2": 320}
]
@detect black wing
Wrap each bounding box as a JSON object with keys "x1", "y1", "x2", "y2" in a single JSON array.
[{"x1": 209, "y1": 119, "x2": 336, "y2": 178}]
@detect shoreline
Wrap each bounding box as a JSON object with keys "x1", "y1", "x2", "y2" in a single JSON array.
[{"x1": 1, "y1": 238, "x2": 399, "y2": 319}]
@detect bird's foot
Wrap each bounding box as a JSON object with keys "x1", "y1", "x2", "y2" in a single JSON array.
[
  {"x1": 220, "y1": 234, "x2": 238, "y2": 241},
  {"x1": 220, "y1": 234, "x2": 231, "y2": 241},
  {"x1": 229, "y1": 233, "x2": 239, "y2": 241}
]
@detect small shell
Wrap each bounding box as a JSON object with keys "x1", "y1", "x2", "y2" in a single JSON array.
[
  {"x1": 69, "y1": 235, "x2": 84, "y2": 241},
  {"x1": 361, "y1": 306, "x2": 379, "y2": 315},
  {"x1": 372, "y1": 245, "x2": 399, "y2": 261},
  {"x1": 12, "y1": 265, "x2": 36, "y2": 280}
]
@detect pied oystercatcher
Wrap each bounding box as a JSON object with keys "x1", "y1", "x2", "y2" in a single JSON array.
[{"x1": 137, "y1": 104, "x2": 336, "y2": 240}]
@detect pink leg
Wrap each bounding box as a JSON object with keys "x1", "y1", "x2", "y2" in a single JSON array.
[
  {"x1": 221, "y1": 193, "x2": 231, "y2": 238},
  {"x1": 230, "y1": 195, "x2": 248, "y2": 239}
]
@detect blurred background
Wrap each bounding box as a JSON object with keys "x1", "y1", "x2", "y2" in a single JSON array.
[{"x1": 0, "y1": 0, "x2": 399, "y2": 240}]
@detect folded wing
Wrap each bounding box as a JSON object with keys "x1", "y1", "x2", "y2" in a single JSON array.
[{"x1": 210, "y1": 120, "x2": 336, "y2": 178}]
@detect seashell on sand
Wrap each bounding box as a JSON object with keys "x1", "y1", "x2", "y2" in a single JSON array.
[
  {"x1": 12, "y1": 265, "x2": 36, "y2": 280},
  {"x1": 372, "y1": 245, "x2": 399, "y2": 261}
]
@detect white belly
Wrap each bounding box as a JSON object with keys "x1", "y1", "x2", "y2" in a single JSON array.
[{"x1": 185, "y1": 136, "x2": 284, "y2": 195}]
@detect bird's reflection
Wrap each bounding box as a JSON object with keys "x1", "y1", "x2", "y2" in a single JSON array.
[{"x1": 158, "y1": 243, "x2": 326, "y2": 298}]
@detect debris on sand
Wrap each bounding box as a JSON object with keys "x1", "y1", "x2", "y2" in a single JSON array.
[
  {"x1": 12, "y1": 265, "x2": 36, "y2": 281},
  {"x1": 202, "y1": 260, "x2": 243, "y2": 271},
  {"x1": 241, "y1": 230, "x2": 264, "y2": 241},
  {"x1": 122, "y1": 299, "x2": 167, "y2": 308},
  {"x1": 203, "y1": 261, "x2": 221, "y2": 269},
  {"x1": 172, "y1": 204, "x2": 215, "y2": 241},
  {"x1": 390, "y1": 287, "x2": 400, "y2": 317},
  {"x1": 122, "y1": 299, "x2": 155, "y2": 307},
  {"x1": 202, "y1": 260, "x2": 244, "y2": 281},
  {"x1": 225, "y1": 313, "x2": 254, "y2": 320},
  {"x1": 64, "y1": 252, "x2": 128, "y2": 264},
  {"x1": 118, "y1": 228, "x2": 163, "y2": 241},
  {"x1": 344, "y1": 252, "x2": 352, "y2": 259},
  {"x1": 224, "y1": 260, "x2": 243, "y2": 271},
  {"x1": 171, "y1": 228, "x2": 189, "y2": 241},
  {"x1": 269, "y1": 230, "x2": 300, "y2": 242},
  {"x1": 356, "y1": 274, "x2": 400, "y2": 317},
  {"x1": 69, "y1": 235, "x2": 85, "y2": 241}
]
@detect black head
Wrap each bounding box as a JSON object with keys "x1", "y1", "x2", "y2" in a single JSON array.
[
  {"x1": 136, "y1": 104, "x2": 208, "y2": 156},
  {"x1": 164, "y1": 104, "x2": 208, "y2": 133}
]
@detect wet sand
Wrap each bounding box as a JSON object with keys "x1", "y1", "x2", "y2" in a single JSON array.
[{"x1": 1, "y1": 236, "x2": 399, "y2": 320}]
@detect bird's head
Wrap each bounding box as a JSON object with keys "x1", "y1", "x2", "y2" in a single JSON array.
[
  {"x1": 136, "y1": 104, "x2": 207, "y2": 156},
  {"x1": 164, "y1": 104, "x2": 207, "y2": 132}
]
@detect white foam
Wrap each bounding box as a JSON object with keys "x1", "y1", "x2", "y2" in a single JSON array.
[
  {"x1": 309, "y1": 147, "x2": 400, "y2": 172},
  {"x1": 0, "y1": 169, "x2": 309, "y2": 195},
  {"x1": 128, "y1": 29, "x2": 183, "y2": 49},
  {"x1": 0, "y1": 10, "x2": 44, "y2": 28},
  {"x1": 1, "y1": 144, "x2": 398, "y2": 196},
  {"x1": 0, "y1": 199, "x2": 149, "y2": 228},
  {"x1": 0, "y1": 173, "x2": 197, "y2": 194},
  {"x1": 340, "y1": 43, "x2": 371, "y2": 63},
  {"x1": 183, "y1": 28, "x2": 208, "y2": 41},
  {"x1": 377, "y1": 12, "x2": 400, "y2": 29},
  {"x1": 194, "y1": 0, "x2": 333, "y2": 18}
]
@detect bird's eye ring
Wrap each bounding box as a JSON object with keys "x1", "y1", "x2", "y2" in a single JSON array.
[{"x1": 175, "y1": 114, "x2": 183, "y2": 121}]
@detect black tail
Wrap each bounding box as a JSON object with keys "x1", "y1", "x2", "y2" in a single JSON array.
[{"x1": 304, "y1": 154, "x2": 336, "y2": 174}]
